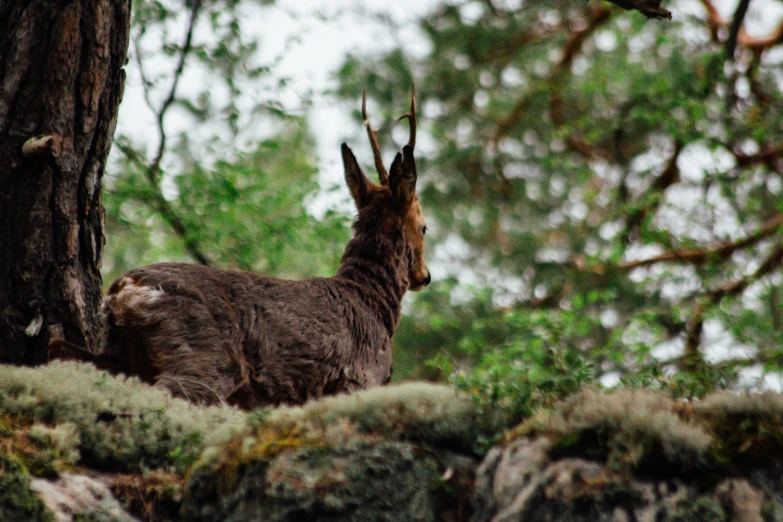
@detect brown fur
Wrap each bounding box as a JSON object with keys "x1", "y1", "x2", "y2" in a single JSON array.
[{"x1": 52, "y1": 139, "x2": 429, "y2": 408}]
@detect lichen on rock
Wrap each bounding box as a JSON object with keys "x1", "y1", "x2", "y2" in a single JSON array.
[
  {"x1": 0, "y1": 363, "x2": 482, "y2": 521},
  {"x1": 185, "y1": 441, "x2": 448, "y2": 522},
  {"x1": 0, "y1": 361, "x2": 245, "y2": 473},
  {"x1": 5, "y1": 362, "x2": 783, "y2": 521},
  {"x1": 474, "y1": 388, "x2": 783, "y2": 522},
  {"x1": 184, "y1": 382, "x2": 483, "y2": 521}
]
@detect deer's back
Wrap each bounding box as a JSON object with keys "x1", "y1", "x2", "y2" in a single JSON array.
[{"x1": 102, "y1": 262, "x2": 393, "y2": 407}]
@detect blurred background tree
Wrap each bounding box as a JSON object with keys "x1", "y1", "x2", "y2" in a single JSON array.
[
  {"x1": 107, "y1": 0, "x2": 783, "y2": 421},
  {"x1": 104, "y1": 0, "x2": 348, "y2": 283}
]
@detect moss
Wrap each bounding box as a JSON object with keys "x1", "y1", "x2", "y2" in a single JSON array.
[
  {"x1": 184, "y1": 441, "x2": 444, "y2": 522},
  {"x1": 184, "y1": 383, "x2": 482, "y2": 520},
  {"x1": 247, "y1": 424, "x2": 311, "y2": 461},
  {"x1": 0, "y1": 453, "x2": 54, "y2": 522},
  {"x1": 504, "y1": 388, "x2": 783, "y2": 481},
  {"x1": 111, "y1": 471, "x2": 185, "y2": 522},
  {"x1": 696, "y1": 392, "x2": 783, "y2": 471},
  {"x1": 511, "y1": 389, "x2": 711, "y2": 474},
  {"x1": 669, "y1": 495, "x2": 726, "y2": 522},
  {"x1": 0, "y1": 415, "x2": 79, "y2": 481},
  {"x1": 761, "y1": 498, "x2": 777, "y2": 522},
  {"x1": 189, "y1": 383, "x2": 479, "y2": 494},
  {"x1": 0, "y1": 361, "x2": 246, "y2": 473},
  {"x1": 230, "y1": 382, "x2": 478, "y2": 464},
  {"x1": 0, "y1": 415, "x2": 14, "y2": 436},
  {"x1": 259, "y1": 382, "x2": 482, "y2": 450}
]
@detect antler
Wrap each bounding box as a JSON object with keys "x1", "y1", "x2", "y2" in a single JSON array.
[
  {"x1": 397, "y1": 82, "x2": 416, "y2": 151},
  {"x1": 360, "y1": 84, "x2": 417, "y2": 184},
  {"x1": 362, "y1": 88, "x2": 389, "y2": 184}
]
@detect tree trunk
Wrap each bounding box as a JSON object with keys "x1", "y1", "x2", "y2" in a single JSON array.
[{"x1": 0, "y1": 0, "x2": 130, "y2": 364}]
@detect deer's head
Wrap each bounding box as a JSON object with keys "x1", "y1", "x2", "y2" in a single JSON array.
[{"x1": 341, "y1": 85, "x2": 431, "y2": 292}]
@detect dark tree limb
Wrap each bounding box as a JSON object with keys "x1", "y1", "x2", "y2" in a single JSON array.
[
  {"x1": 726, "y1": 0, "x2": 752, "y2": 58},
  {"x1": 148, "y1": 0, "x2": 202, "y2": 183},
  {"x1": 603, "y1": 0, "x2": 671, "y2": 20},
  {"x1": 708, "y1": 242, "x2": 783, "y2": 302},
  {"x1": 732, "y1": 143, "x2": 783, "y2": 168},
  {"x1": 618, "y1": 213, "x2": 783, "y2": 270},
  {"x1": 618, "y1": 141, "x2": 683, "y2": 245},
  {"x1": 702, "y1": 0, "x2": 783, "y2": 52}
]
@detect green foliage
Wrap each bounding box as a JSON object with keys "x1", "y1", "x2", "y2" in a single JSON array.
[
  {"x1": 105, "y1": 122, "x2": 348, "y2": 283},
  {"x1": 399, "y1": 282, "x2": 603, "y2": 425},
  {"x1": 619, "y1": 360, "x2": 738, "y2": 400},
  {"x1": 105, "y1": 0, "x2": 348, "y2": 286}
]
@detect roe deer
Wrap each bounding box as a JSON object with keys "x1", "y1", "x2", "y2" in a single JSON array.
[{"x1": 50, "y1": 86, "x2": 430, "y2": 408}]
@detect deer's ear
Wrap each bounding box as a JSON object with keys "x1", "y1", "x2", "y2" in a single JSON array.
[
  {"x1": 342, "y1": 143, "x2": 372, "y2": 208},
  {"x1": 389, "y1": 145, "x2": 417, "y2": 207}
]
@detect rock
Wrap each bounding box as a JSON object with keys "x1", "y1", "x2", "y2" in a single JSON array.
[
  {"x1": 471, "y1": 387, "x2": 783, "y2": 522},
  {"x1": 6, "y1": 364, "x2": 783, "y2": 521},
  {"x1": 184, "y1": 441, "x2": 450, "y2": 521},
  {"x1": 29, "y1": 472, "x2": 138, "y2": 522},
  {"x1": 715, "y1": 479, "x2": 763, "y2": 522}
]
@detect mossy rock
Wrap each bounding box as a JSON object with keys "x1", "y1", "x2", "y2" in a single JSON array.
[
  {"x1": 0, "y1": 361, "x2": 245, "y2": 473},
  {"x1": 0, "y1": 453, "x2": 53, "y2": 522},
  {"x1": 509, "y1": 388, "x2": 783, "y2": 477},
  {"x1": 184, "y1": 440, "x2": 445, "y2": 521},
  {"x1": 182, "y1": 383, "x2": 484, "y2": 521}
]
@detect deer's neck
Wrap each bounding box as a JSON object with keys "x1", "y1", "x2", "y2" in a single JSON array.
[{"x1": 336, "y1": 233, "x2": 410, "y2": 335}]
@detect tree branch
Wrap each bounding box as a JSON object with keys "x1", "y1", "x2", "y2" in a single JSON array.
[
  {"x1": 726, "y1": 0, "x2": 751, "y2": 58},
  {"x1": 114, "y1": 141, "x2": 212, "y2": 266},
  {"x1": 701, "y1": 0, "x2": 783, "y2": 52},
  {"x1": 603, "y1": 0, "x2": 671, "y2": 20},
  {"x1": 618, "y1": 213, "x2": 783, "y2": 270},
  {"x1": 132, "y1": 33, "x2": 159, "y2": 118},
  {"x1": 683, "y1": 301, "x2": 706, "y2": 372},
  {"x1": 733, "y1": 143, "x2": 783, "y2": 169},
  {"x1": 148, "y1": 0, "x2": 202, "y2": 183},
  {"x1": 619, "y1": 140, "x2": 683, "y2": 245},
  {"x1": 708, "y1": 241, "x2": 783, "y2": 302},
  {"x1": 682, "y1": 240, "x2": 783, "y2": 364}
]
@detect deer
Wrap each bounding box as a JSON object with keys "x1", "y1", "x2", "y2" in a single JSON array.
[{"x1": 49, "y1": 86, "x2": 430, "y2": 409}]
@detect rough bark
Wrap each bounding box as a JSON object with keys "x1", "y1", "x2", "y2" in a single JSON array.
[{"x1": 0, "y1": 0, "x2": 130, "y2": 363}]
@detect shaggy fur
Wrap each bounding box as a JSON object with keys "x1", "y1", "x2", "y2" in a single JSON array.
[{"x1": 52, "y1": 144, "x2": 429, "y2": 408}]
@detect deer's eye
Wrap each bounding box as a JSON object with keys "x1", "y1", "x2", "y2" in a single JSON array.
[{"x1": 422, "y1": 226, "x2": 427, "y2": 235}]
